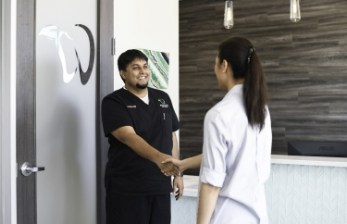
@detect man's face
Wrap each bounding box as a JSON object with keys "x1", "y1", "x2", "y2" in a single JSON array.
[{"x1": 121, "y1": 58, "x2": 150, "y2": 89}]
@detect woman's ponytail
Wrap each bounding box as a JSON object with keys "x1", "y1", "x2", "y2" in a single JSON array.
[
  {"x1": 218, "y1": 37, "x2": 268, "y2": 130},
  {"x1": 243, "y1": 48, "x2": 268, "y2": 130}
]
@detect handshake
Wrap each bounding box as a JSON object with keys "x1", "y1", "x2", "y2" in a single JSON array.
[
  {"x1": 159, "y1": 157, "x2": 184, "y2": 177},
  {"x1": 158, "y1": 154, "x2": 202, "y2": 177}
]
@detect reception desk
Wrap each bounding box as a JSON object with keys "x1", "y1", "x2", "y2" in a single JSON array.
[{"x1": 171, "y1": 155, "x2": 347, "y2": 224}]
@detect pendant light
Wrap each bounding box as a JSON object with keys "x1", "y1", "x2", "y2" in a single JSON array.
[
  {"x1": 224, "y1": 0, "x2": 234, "y2": 29},
  {"x1": 290, "y1": 0, "x2": 301, "y2": 22}
]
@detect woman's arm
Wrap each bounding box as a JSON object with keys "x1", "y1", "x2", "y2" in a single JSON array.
[
  {"x1": 181, "y1": 154, "x2": 202, "y2": 171},
  {"x1": 196, "y1": 182, "x2": 220, "y2": 224},
  {"x1": 161, "y1": 154, "x2": 202, "y2": 173}
]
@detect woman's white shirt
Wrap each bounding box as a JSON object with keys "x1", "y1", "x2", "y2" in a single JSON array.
[{"x1": 199, "y1": 84, "x2": 272, "y2": 224}]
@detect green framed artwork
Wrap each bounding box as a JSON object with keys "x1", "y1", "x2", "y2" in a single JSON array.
[{"x1": 139, "y1": 49, "x2": 169, "y2": 89}]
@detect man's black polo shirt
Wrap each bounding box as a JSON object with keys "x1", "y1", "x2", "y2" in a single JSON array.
[{"x1": 102, "y1": 87, "x2": 179, "y2": 195}]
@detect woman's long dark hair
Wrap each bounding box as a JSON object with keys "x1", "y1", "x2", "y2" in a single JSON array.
[{"x1": 218, "y1": 37, "x2": 268, "y2": 130}]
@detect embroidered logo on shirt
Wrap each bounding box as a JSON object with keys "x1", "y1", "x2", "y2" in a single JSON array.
[
  {"x1": 158, "y1": 99, "x2": 169, "y2": 108},
  {"x1": 126, "y1": 105, "x2": 136, "y2": 108}
]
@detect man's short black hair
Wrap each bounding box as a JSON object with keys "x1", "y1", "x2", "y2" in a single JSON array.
[{"x1": 117, "y1": 49, "x2": 148, "y2": 72}]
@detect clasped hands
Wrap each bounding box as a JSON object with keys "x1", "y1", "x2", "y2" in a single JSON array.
[
  {"x1": 158, "y1": 156, "x2": 184, "y2": 200},
  {"x1": 158, "y1": 156, "x2": 183, "y2": 177}
]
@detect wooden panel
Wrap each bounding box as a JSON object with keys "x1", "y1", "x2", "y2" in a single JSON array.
[
  {"x1": 179, "y1": 0, "x2": 347, "y2": 174},
  {"x1": 16, "y1": 0, "x2": 36, "y2": 223}
]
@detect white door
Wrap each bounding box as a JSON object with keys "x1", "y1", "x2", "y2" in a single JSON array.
[
  {"x1": 16, "y1": 0, "x2": 113, "y2": 223},
  {"x1": 35, "y1": 0, "x2": 97, "y2": 223}
]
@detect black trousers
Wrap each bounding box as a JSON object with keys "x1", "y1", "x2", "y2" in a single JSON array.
[{"x1": 106, "y1": 193, "x2": 171, "y2": 224}]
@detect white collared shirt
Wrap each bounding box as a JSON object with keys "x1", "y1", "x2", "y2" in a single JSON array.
[{"x1": 199, "y1": 84, "x2": 272, "y2": 224}]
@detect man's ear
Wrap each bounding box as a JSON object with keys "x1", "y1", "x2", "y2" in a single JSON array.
[{"x1": 120, "y1": 71, "x2": 126, "y2": 80}]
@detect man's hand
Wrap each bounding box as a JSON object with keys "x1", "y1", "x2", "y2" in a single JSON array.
[{"x1": 173, "y1": 176, "x2": 184, "y2": 200}]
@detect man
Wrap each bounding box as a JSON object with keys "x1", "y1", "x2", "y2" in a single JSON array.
[{"x1": 102, "y1": 49, "x2": 183, "y2": 224}]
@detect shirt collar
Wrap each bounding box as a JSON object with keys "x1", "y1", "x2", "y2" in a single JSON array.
[{"x1": 225, "y1": 84, "x2": 243, "y2": 98}]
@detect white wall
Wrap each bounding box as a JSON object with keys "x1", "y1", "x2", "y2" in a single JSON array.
[
  {"x1": 1, "y1": 0, "x2": 17, "y2": 223},
  {"x1": 114, "y1": 0, "x2": 179, "y2": 114}
]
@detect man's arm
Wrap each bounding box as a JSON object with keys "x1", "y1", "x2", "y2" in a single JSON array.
[
  {"x1": 171, "y1": 132, "x2": 184, "y2": 200},
  {"x1": 171, "y1": 132, "x2": 180, "y2": 160},
  {"x1": 197, "y1": 183, "x2": 220, "y2": 224},
  {"x1": 111, "y1": 126, "x2": 180, "y2": 175}
]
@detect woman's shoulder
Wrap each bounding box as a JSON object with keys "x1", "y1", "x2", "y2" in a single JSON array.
[
  {"x1": 215, "y1": 93, "x2": 244, "y2": 113},
  {"x1": 206, "y1": 95, "x2": 247, "y2": 125}
]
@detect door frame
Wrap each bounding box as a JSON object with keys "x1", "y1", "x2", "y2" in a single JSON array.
[
  {"x1": 16, "y1": 0, "x2": 36, "y2": 222},
  {"x1": 1, "y1": 0, "x2": 17, "y2": 223},
  {"x1": 15, "y1": 0, "x2": 114, "y2": 223},
  {"x1": 97, "y1": 1, "x2": 114, "y2": 224}
]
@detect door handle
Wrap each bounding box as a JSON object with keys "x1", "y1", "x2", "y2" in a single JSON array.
[{"x1": 20, "y1": 162, "x2": 45, "y2": 176}]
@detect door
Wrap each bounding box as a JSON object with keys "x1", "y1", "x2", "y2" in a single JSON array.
[
  {"x1": 16, "y1": 0, "x2": 113, "y2": 223},
  {"x1": 35, "y1": 0, "x2": 97, "y2": 222}
]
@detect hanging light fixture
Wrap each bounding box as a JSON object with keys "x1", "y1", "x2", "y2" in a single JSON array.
[
  {"x1": 290, "y1": 0, "x2": 301, "y2": 22},
  {"x1": 224, "y1": 0, "x2": 234, "y2": 29}
]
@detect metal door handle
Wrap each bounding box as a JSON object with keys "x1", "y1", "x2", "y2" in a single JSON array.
[{"x1": 20, "y1": 162, "x2": 45, "y2": 176}]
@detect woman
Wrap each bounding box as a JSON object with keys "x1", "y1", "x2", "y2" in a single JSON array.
[{"x1": 163, "y1": 37, "x2": 272, "y2": 224}]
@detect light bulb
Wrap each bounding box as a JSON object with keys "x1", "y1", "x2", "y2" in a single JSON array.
[
  {"x1": 290, "y1": 0, "x2": 301, "y2": 22},
  {"x1": 224, "y1": 1, "x2": 234, "y2": 29}
]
